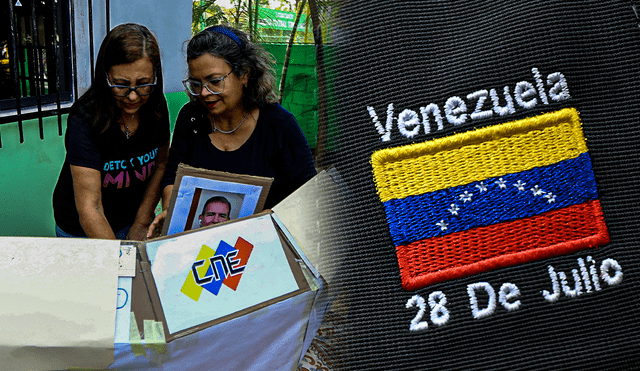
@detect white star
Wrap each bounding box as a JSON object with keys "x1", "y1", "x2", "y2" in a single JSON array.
[
  {"x1": 530, "y1": 185, "x2": 545, "y2": 197},
  {"x1": 544, "y1": 192, "x2": 556, "y2": 203},
  {"x1": 436, "y1": 220, "x2": 448, "y2": 231},
  {"x1": 514, "y1": 180, "x2": 527, "y2": 191},
  {"x1": 475, "y1": 182, "x2": 487, "y2": 193},
  {"x1": 448, "y1": 203, "x2": 460, "y2": 216},
  {"x1": 460, "y1": 191, "x2": 474, "y2": 203},
  {"x1": 495, "y1": 178, "x2": 507, "y2": 189}
]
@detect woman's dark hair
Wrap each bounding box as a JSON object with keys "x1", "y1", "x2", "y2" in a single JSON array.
[
  {"x1": 73, "y1": 23, "x2": 164, "y2": 134},
  {"x1": 186, "y1": 25, "x2": 276, "y2": 109}
]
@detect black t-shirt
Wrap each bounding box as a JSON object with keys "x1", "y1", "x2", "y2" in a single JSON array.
[
  {"x1": 161, "y1": 102, "x2": 316, "y2": 209},
  {"x1": 53, "y1": 98, "x2": 170, "y2": 236}
]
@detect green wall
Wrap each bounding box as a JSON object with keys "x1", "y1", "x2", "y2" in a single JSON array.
[
  {"x1": 0, "y1": 44, "x2": 319, "y2": 237},
  {"x1": 264, "y1": 43, "x2": 319, "y2": 148},
  {"x1": 0, "y1": 116, "x2": 67, "y2": 237},
  {"x1": 166, "y1": 91, "x2": 190, "y2": 131}
]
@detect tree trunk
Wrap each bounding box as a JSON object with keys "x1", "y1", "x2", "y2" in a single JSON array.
[
  {"x1": 233, "y1": 0, "x2": 242, "y2": 28},
  {"x1": 247, "y1": 0, "x2": 253, "y2": 39},
  {"x1": 253, "y1": 1, "x2": 259, "y2": 40},
  {"x1": 304, "y1": 5, "x2": 311, "y2": 43},
  {"x1": 278, "y1": 0, "x2": 307, "y2": 103},
  {"x1": 308, "y1": 0, "x2": 328, "y2": 168}
]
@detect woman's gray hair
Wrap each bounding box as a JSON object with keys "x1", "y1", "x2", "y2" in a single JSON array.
[{"x1": 186, "y1": 25, "x2": 277, "y2": 108}]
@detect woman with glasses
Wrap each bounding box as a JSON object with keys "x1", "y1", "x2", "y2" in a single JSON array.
[
  {"x1": 147, "y1": 25, "x2": 316, "y2": 236},
  {"x1": 52, "y1": 23, "x2": 170, "y2": 240}
]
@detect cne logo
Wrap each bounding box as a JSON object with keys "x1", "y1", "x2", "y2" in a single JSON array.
[{"x1": 181, "y1": 237, "x2": 254, "y2": 301}]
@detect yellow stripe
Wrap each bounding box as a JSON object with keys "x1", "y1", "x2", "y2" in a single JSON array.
[
  {"x1": 180, "y1": 244, "x2": 216, "y2": 301},
  {"x1": 371, "y1": 108, "x2": 587, "y2": 202}
]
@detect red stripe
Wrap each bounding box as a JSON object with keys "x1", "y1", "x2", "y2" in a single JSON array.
[
  {"x1": 223, "y1": 237, "x2": 253, "y2": 291},
  {"x1": 396, "y1": 200, "x2": 609, "y2": 290}
]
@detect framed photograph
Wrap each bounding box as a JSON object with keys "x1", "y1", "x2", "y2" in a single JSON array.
[{"x1": 161, "y1": 164, "x2": 273, "y2": 236}]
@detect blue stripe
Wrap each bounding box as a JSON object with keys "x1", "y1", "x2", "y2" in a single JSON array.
[
  {"x1": 384, "y1": 152, "x2": 599, "y2": 246},
  {"x1": 201, "y1": 240, "x2": 236, "y2": 296}
]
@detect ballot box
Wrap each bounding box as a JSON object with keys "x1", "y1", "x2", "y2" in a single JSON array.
[{"x1": 0, "y1": 171, "x2": 336, "y2": 371}]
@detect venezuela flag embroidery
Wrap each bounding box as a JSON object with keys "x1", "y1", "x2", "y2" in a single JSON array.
[{"x1": 371, "y1": 108, "x2": 609, "y2": 290}]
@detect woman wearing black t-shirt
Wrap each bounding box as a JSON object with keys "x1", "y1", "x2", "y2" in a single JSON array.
[
  {"x1": 52, "y1": 23, "x2": 170, "y2": 240},
  {"x1": 147, "y1": 25, "x2": 316, "y2": 237}
]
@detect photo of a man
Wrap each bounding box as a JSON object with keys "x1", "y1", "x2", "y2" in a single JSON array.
[
  {"x1": 198, "y1": 196, "x2": 231, "y2": 227},
  {"x1": 183, "y1": 189, "x2": 245, "y2": 232}
]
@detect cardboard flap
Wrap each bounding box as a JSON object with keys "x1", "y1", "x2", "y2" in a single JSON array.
[
  {"x1": 132, "y1": 259, "x2": 160, "y2": 335},
  {"x1": 0, "y1": 237, "x2": 120, "y2": 370},
  {"x1": 272, "y1": 169, "x2": 345, "y2": 284}
]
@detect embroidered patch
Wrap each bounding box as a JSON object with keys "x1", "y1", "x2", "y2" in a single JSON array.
[{"x1": 371, "y1": 108, "x2": 610, "y2": 290}]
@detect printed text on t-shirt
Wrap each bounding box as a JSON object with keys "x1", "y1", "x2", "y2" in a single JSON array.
[{"x1": 102, "y1": 148, "x2": 158, "y2": 188}]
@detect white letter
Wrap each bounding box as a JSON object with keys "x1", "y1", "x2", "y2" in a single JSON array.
[
  {"x1": 428, "y1": 291, "x2": 450, "y2": 326},
  {"x1": 578, "y1": 258, "x2": 592, "y2": 293},
  {"x1": 490, "y1": 86, "x2": 516, "y2": 116},
  {"x1": 420, "y1": 103, "x2": 443, "y2": 134},
  {"x1": 547, "y1": 72, "x2": 571, "y2": 102},
  {"x1": 531, "y1": 67, "x2": 549, "y2": 104},
  {"x1": 588, "y1": 256, "x2": 601, "y2": 291},
  {"x1": 559, "y1": 269, "x2": 582, "y2": 298},
  {"x1": 542, "y1": 265, "x2": 561, "y2": 302},
  {"x1": 445, "y1": 96, "x2": 467, "y2": 125},
  {"x1": 467, "y1": 89, "x2": 493, "y2": 120},
  {"x1": 499, "y1": 283, "x2": 521, "y2": 311},
  {"x1": 600, "y1": 258, "x2": 623, "y2": 286},
  {"x1": 406, "y1": 295, "x2": 428, "y2": 331},
  {"x1": 467, "y1": 282, "x2": 496, "y2": 319},
  {"x1": 367, "y1": 104, "x2": 393, "y2": 142},
  {"x1": 514, "y1": 81, "x2": 538, "y2": 109},
  {"x1": 397, "y1": 109, "x2": 421, "y2": 139}
]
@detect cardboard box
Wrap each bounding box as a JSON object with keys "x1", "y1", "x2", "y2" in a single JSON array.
[{"x1": 0, "y1": 171, "x2": 336, "y2": 371}]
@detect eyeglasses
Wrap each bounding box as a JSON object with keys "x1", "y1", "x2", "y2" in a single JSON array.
[
  {"x1": 182, "y1": 71, "x2": 232, "y2": 96},
  {"x1": 106, "y1": 74, "x2": 157, "y2": 97}
]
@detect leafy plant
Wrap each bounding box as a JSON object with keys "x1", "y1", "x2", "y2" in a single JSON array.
[{"x1": 192, "y1": 0, "x2": 229, "y2": 35}]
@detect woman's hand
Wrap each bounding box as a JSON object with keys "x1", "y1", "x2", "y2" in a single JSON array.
[
  {"x1": 147, "y1": 209, "x2": 167, "y2": 238},
  {"x1": 147, "y1": 184, "x2": 174, "y2": 238},
  {"x1": 126, "y1": 221, "x2": 151, "y2": 241},
  {"x1": 130, "y1": 143, "x2": 169, "y2": 240},
  {"x1": 71, "y1": 165, "x2": 117, "y2": 239}
]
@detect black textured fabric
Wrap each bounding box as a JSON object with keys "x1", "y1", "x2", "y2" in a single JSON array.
[{"x1": 320, "y1": 1, "x2": 640, "y2": 369}]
